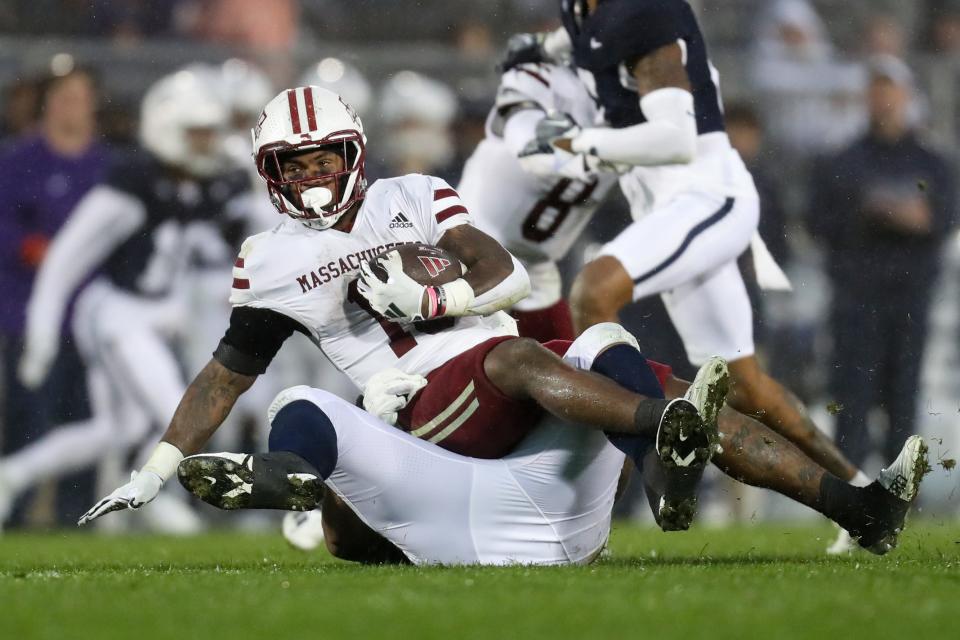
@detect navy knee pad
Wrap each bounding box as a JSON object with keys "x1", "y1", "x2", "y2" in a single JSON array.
[
  {"x1": 591, "y1": 343, "x2": 661, "y2": 464},
  {"x1": 590, "y1": 344, "x2": 665, "y2": 399},
  {"x1": 268, "y1": 400, "x2": 338, "y2": 480}
]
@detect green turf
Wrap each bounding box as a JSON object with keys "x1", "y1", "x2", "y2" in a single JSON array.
[{"x1": 2, "y1": 521, "x2": 958, "y2": 640}]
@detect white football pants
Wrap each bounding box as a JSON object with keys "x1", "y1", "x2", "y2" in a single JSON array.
[{"x1": 267, "y1": 324, "x2": 631, "y2": 565}]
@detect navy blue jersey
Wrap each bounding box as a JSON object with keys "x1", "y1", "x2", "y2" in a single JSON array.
[
  {"x1": 563, "y1": 0, "x2": 724, "y2": 133},
  {"x1": 102, "y1": 151, "x2": 251, "y2": 295}
]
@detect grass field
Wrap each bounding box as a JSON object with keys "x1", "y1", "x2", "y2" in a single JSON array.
[{"x1": 2, "y1": 520, "x2": 958, "y2": 640}]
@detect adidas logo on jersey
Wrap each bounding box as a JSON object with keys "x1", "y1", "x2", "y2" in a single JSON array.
[{"x1": 389, "y1": 212, "x2": 414, "y2": 229}]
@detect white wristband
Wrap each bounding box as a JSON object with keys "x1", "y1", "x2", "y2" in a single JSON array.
[
  {"x1": 440, "y1": 279, "x2": 475, "y2": 317},
  {"x1": 141, "y1": 441, "x2": 185, "y2": 483}
]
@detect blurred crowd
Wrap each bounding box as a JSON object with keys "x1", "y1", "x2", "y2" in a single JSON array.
[{"x1": 1, "y1": 0, "x2": 959, "y2": 531}]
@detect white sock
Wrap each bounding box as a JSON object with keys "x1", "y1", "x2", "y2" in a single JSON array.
[{"x1": 849, "y1": 470, "x2": 871, "y2": 487}]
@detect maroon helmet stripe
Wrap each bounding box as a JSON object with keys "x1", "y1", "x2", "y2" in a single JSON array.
[
  {"x1": 287, "y1": 89, "x2": 302, "y2": 134},
  {"x1": 233, "y1": 278, "x2": 250, "y2": 290},
  {"x1": 303, "y1": 86, "x2": 317, "y2": 130},
  {"x1": 435, "y1": 204, "x2": 468, "y2": 223},
  {"x1": 433, "y1": 188, "x2": 458, "y2": 201}
]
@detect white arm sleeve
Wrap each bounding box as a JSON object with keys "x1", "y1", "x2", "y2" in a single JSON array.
[
  {"x1": 25, "y1": 186, "x2": 146, "y2": 344},
  {"x1": 465, "y1": 254, "x2": 530, "y2": 316},
  {"x1": 571, "y1": 88, "x2": 697, "y2": 166},
  {"x1": 502, "y1": 108, "x2": 546, "y2": 156}
]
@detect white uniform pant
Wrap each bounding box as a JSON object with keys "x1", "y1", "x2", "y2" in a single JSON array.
[
  {"x1": 2, "y1": 281, "x2": 185, "y2": 493},
  {"x1": 599, "y1": 191, "x2": 760, "y2": 365},
  {"x1": 267, "y1": 324, "x2": 631, "y2": 565}
]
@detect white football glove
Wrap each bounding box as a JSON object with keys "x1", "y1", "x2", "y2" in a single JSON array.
[
  {"x1": 77, "y1": 470, "x2": 163, "y2": 526},
  {"x1": 363, "y1": 367, "x2": 428, "y2": 426},
  {"x1": 518, "y1": 112, "x2": 623, "y2": 181},
  {"x1": 17, "y1": 329, "x2": 59, "y2": 389},
  {"x1": 356, "y1": 253, "x2": 430, "y2": 322}
]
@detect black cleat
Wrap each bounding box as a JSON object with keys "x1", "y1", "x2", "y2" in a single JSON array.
[
  {"x1": 654, "y1": 357, "x2": 729, "y2": 531},
  {"x1": 851, "y1": 435, "x2": 928, "y2": 555},
  {"x1": 178, "y1": 452, "x2": 323, "y2": 512}
]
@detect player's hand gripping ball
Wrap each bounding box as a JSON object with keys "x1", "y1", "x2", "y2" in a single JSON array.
[{"x1": 357, "y1": 244, "x2": 463, "y2": 321}]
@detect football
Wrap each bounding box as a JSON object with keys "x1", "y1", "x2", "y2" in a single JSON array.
[{"x1": 369, "y1": 243, "x2": 463, "y2": 286}]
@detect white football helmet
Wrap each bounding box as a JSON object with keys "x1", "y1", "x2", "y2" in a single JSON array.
[
  {"x1": 380, "y1": 71, "x2": 458, "y2": 127},
  {"x1": 298, "y1": 58, "x2": 372, "y2": 119},
  {"x1": 140, "y1": 69, "x2": 230, "y2": 178},
  {"x1": 253, "y1": 86, "x2": 366, "y2": 230},
  {"x1": 219, "y1": 58, "x2": 275, "y2": 120}
]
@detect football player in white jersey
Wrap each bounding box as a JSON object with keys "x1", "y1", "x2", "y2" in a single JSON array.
[
  {"x1": 73, "y1": 86, "x2": 730, "y2": 534},
  {"x1": 460, "y1": 60, "x2": 620, "y2": 343},
  {"x1": 496, "y1": 1, "x2": 870, "y2": 504}
]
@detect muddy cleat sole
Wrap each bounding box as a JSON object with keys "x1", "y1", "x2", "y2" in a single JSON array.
[
  {"x1": 655, "y1": 398, "x2": 714, "y2": 531},
  {"x1": 683, "y1": 356, "x2": 729, "y2": 451},
  {"x1": 178, "y1": 452, "x2": 323, "y2": 512},
  {"x1": 855, "y1": 435, "x2": 928, "y2": 555}
]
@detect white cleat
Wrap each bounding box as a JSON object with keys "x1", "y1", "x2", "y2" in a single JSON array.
[
  {"x1": 684, "y1": 355, "x2": 730, "y2": 452},
  {"x1": 825, "y1": 525, "x2": 857, "y2": 555},
  {"x1": 282, "y1": 509, "x2": 326, "y2": 552},
  {"x1": 854, "y1": 435, "x2": 928, "y2": 555},
  {"x1": 877, "y1": 435, "x2": 927, "y2": 503}
]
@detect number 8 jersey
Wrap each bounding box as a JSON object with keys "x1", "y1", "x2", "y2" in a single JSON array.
[
  {"x1": 460, "y1": 63, "x2": 618, "y2": 266},
  {"x1": 225, "y1": 174, "x2": 516, "y2": 390}
]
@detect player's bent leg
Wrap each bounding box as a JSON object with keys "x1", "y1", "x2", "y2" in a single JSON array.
[
  {"x1": 183, "y1": 385, "x2": 487, "y2": 564},
  {"x1": 663, "y1": 373, "x2": 925, "y2": 554},
  {"x1": 726, "y1": 355, "x2": 859, "y2": 482},
  {"x1": 530, "y1": 323, "x2": 727, "y2": 530},
  {"x1": 661, "y1": 258, "x2": 862, "y2": 485},
  {"x1": 569, "y1": 256, "x2": 634, "y2": 333},
  {"x1": 598, "y1": 193, "x2": 757, "y2": 305},
  {"x1": 484, "y1": 336, "x2": 680, "y2": 439}
]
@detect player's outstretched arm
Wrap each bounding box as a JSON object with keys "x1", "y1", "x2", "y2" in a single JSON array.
[
  {"x1": 555, "y1": 43, "x2": 697, "y2": 167},
  {"x1": 78, "y1": 359, "x2": 255, "y2": 525},
  {"x1": 20, "y1": 186, "x2": 145, "y2": 389}
]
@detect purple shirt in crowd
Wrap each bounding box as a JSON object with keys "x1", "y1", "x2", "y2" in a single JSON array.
[{"x1": 0, "y1": 134, "x2": 112, "y2": 334}]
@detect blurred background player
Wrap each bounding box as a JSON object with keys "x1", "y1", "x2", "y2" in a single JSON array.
[
  {"x1": 0, "y1": 61, "x2": 111, "y2": 527},
  {"x1": 0, "y1": 69, "x2": 253, "y2": 532},
  {"x1": 514, "y1": 1, "x2": 870, "y2": 502},
  {"x1": 807, "y1": 56, "x2": 957, "y2": 474},
  {"x1": 460, "y1": 58, "x2": 619, "y2": 342},
  {"x1": 378, "y1": 71, "x2": 460, "y2": 183}
]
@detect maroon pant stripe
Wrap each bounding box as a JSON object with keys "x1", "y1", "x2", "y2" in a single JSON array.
[{"x1": 232, "y1": 278, "x2": 250, "y2": 290}]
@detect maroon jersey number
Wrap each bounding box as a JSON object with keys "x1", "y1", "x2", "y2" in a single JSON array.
[
  {"x1": 521, "y1": 178, "x2": 598, "y2": 243},
  {"x1": 346, "y1": 280, "x2": 457, "y2": 356}
]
